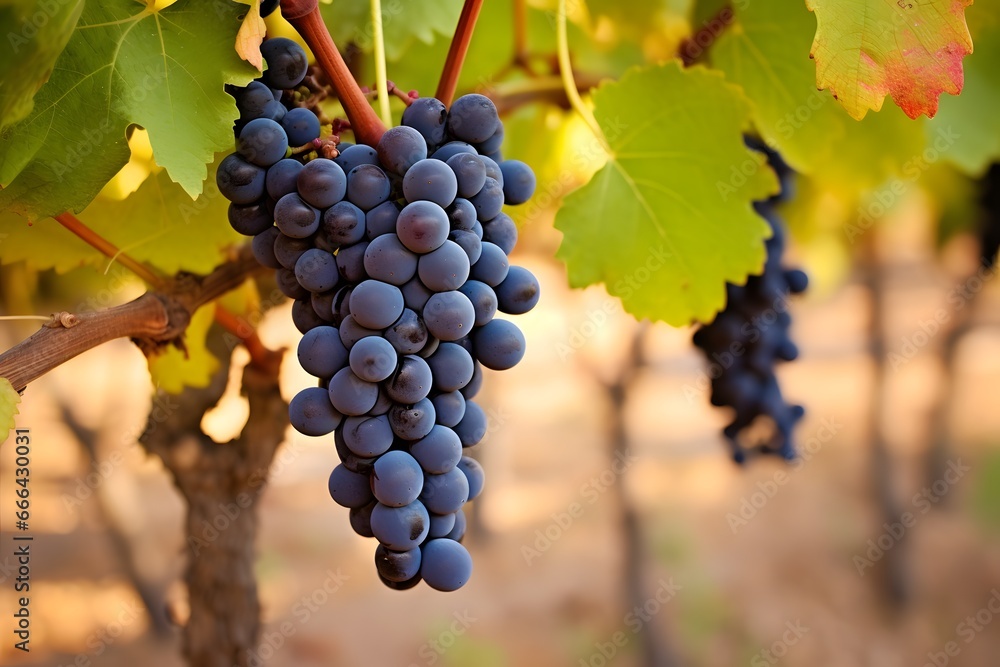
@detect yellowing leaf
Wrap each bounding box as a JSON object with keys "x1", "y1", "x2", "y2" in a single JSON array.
[
  {"x1": 554, "y1": 63, "x2": 777, "y2": 326},
  {"x1": 148, "y1": 304, "x2": 220, "y2": 394},
  {"x1": 806, "y1": 0, "x2": 974, "y2": 120},
  {"x1": 0, "y1": 378, "x2": 21, "y2": 446},
  {"x1": 236, "y1": 0, "x2": 266, "y2": 71}
]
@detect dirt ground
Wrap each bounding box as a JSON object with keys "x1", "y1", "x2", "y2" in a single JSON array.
[{"x1": 2, "y1": 216, "x2": 1000, "y2": 667}]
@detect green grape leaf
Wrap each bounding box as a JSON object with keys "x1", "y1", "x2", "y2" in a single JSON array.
[
  {"x1": 554, "y1": 63, "x2": 777, "y2": 326},
  {"x1": 806, "y1": 0, "x2": 974, "y2": 120},
  {"x1": 148, "y1": 303, "x2": 220, "y2": 394},
  {"x1": 0, "y1": 158, "x2": 242, "y2": 276},
  {"x1": 928, "y1": 7, "x2": 1000, "y2": 176},
  {"x1": 0, "y1": 0, "x2": 84, "y2": 130},
  {"x1": 0, "y1": 0, "x2": 257, "y2": 221},
  {"x1": 0, "y1": 377, "x2": 21, "y2": 447},
  {"x1": 319, "y1": 0, "x2": 462, "y2": 61},
  {"x1": 710, "y1": 0, "x2": 845, "y2": 174}
]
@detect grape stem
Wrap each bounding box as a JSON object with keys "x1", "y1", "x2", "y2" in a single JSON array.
[
  {"x1": 370, "y1": 0, "x2": 392, "y2": 126},
  {"x1": 213, "y1": 304, "x2": 283, "y2": 375},
  {"x1": 435, "y1": 0, "x2": 484, "y2": 106},
  {"x1": 53, "y1": 212, "x2": 167, "y2": 288},
  {"x1": 281, "y1": 0, "x2": 387, "y2": 146},
  {"x1": 555, "y1": 0, "x2": 607, "y2": 151}
]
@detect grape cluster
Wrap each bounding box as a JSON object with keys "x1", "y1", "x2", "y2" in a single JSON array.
[
  {"x1": 692, "y1": 141, "x2": 808, "y2": 463},
  {"x1": 218, "y1": 39, "x2": 540, "y2": 591}
]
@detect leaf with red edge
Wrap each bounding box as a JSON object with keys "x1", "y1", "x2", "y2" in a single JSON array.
[{"x1": 806, "y1": 0, "x2": 974, "y2": 120}]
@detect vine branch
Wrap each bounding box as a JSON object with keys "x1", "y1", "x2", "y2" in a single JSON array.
[
  {"x1": 0, "y1": 245, "x2": 264, "y2": 393},
  {"x1": 54, "y1": 212, "x2": 167, "y2": 288},
  {"x1": 555, "y1": 0, "x2": 607, "y2": 151},
  {"x1": 436, "y1": 0, "x2": 484, "y2": 106}
]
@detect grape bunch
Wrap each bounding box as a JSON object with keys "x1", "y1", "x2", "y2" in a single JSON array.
[
  {"x1": 692, "y1": 141, "x2": 808, "y2": 463},
  {"x1": 218, "y1": 39, "x2": 540, "y2": 591}
]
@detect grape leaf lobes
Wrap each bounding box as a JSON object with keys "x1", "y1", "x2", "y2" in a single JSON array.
[
  {"x1": 220, "y1": 42, "x2": 539, "y2": 591},
  {"x1": 692, "y1": 141, "x2": 808, "y2": 463}
]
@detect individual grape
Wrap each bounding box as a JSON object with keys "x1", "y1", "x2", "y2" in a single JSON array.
[
  {"x1": 378, "y1": 571, "x2": 422, "y2": 590},
  {"x1": 347, "y1": 164, "x2": 391, "y2": 211},
  {"x1": 233, "y1": 80, "x2": 275, "y2": 118},
  {"x1": 289, "y1": 385, "x2": 344, "y2": 437},
  {"x1": 446, "y1": 198, "x2": 478, "y2": 231},
  {"x1": 252, "y1": 226, "x2": 282, "y2": 268},
  {"x1": 338, "y1": 314, "x2": 380, "y2": 349},
  {"x1": 266, "y1": 158, "x2": 304, "y2": 200},
  {"x1": 307, "y1": 291, "x2": 335, "y2": 324},
  {"x1": 431, "y1": 141, "x2": 476, "y2": 162},
  {"x1": 372, "y1": 450, "x2": 424, "y2": 507},
  {"x1": 376, "y1": 125, "x2": 427, "y2": 175},
  {"x1": 276, "y1": 267, "x2": 309, "y2": 299},
  {"x1": 385, "y1": 355, "x2": 433, "y2": 404},
  {"x1": 401, "y1": 277, "x2": 433, "y2": 312},
  {"x1": 470, "y1": 177, "x2": 504, "y2": 221},
  {"x1": 478, "y1": 155, "x2": 504, "y2": 186},
  {"x1": 482, "y1": 213, "x2": 518, "y2": 255},
  {"x1": 470, "y1": 242, "x2": 509, "y2": 286},
  {"x1": 370, "y1": 500, "x2": 430, "y2": 551},
  {"x1": 454, "y1": 399, "x2": 487, "y2": 447},
  {"x1": 499, "y1": 159, "x2": 536, "y2": 205},
  {"x1": 785, "y1": 269, "x2": 809, "y2": 294},
  {"x1": 431, "y1": 391, "x2": 466, "y2": 428},
  {"x1": 291, "y1": 298, "x2": 325, "y2": 334},
  {"x1": 426, "y1": 343, "x2": 474, "y2": 392},
  {"x1": 401, "y1": 97, "x2": 448, "y2": 147},
  {"x1": 336, "y1": 240, "x2": 369, "y2": 283},
  {"x1": 228, "y1": 201, "x2": 273, "y2": 236},
  {"x1": 349, "y1": 279, "x2": 404, "y2": 329},
  {"x1": 364, "y1": 234, "x2": 418, "y2": 285},
  {"x1": 217, "y1": 153, "x2": 266, "y2": 204},
  {"x1": 460, "y1": 361, "x2": 483, "y2": 399},
  {"x1": 238, "y1": 118, "x2": 288, "y2": 167},
  {"x1": 459, "y1": 280, "x2": 498, "y2": 327},
  {"x1": 282, "y1": 107, "x2": 321, "y2": 146},
  {"x1": 420, "y1": 539, "x2": 472, "y2": 592},
  {"x1": 375, "y1": 544, "x2": 422, "y2": 583},
  {"x1": 419, "y1": 467, "x2": 470, "y2": 515},
  {"x1": 446, "y1": 152, "x2": 487, "y2": 199},
  {"x1": 471, "y1": 220, "x2": 484, "y2": 240},
  {"x1": 418, "y1": 336, "x2": 440, "y2": 359},
  {"x1": 335, "y1": 144, "x2": 379, "y2": 173},
  {"x1": 370, "y1": 386, "x2": 393, "y2": 416},
  {"x1": 335, "y1": 426, "x2": 377, "y2": 475},
  {"x1": 365, "y1": 201, "x2": 400, "y2": 239},
  {"x1": 418, "y1": 240, "x2": 471, "y2": 292},
  {"x1": 294, "y1": 248, "x2": 339, "y2": 293},
  {"x1": 457, "y1": 456, "x2": 485, "y2": 501},
  {"x1": 260, "y1": 0, "x2": 280, "y2": 17},
  {"x1": 423, "y1": 291, "x2": 475, "y2": 341},
  {"x1": 448, "y1": 229, "x2": 482, "y2": 265},
  {"x1": 273, "y1": 232, "x2": 313, "y2": 269},
  {"x1": 446, "y1": 509, "x2": 467, "y2": 542},
  {"x1": 411, "y1": 425, "x2": 463, "y2": 474},
  {"x1": 297, "y1": 326, "x2": 349, "y2": 378},
  {"x1": 428, "y1": 512, "x2": 456, "y2": 538},
  {"x1": 350, "y1": 501, "x2": 377, "y2": 538},
  {"x1": 349, "y1": 335, "x2": 398, "y2": 382},
  {"x1": 297, "y1": 158, "x2": 347, "y2": 209},
  {"x1": 259, "y1": 99, "x2": 287, "y2": 122},
  {"x1": 343, "y1": 414, "x2": 394, "y2": 458},
  {"x1": 397, "y1": 201, "x2": 450, "y2": 253},
  {"x1": 328, "y1": 367, "x2": 379, "y2": 416},
  {"x1": 389, "y1": 398, "x2": 437, "y2": 442},
  {"x1": 476, "y1": 124, "x2": 504, "y2": 155},
  {"x1": 332, "y1": 285, "x2": 353, "y2": 326},
  {"x1": 384, "y1": 308, "x2": 428, "y2": 355},
  {"x1": 328, "y1": 464, "x2": 375, "y2": 509},
  {"x1": 495, "y1": 266, "x2": 540, "y2": 315},
  {"x1": 260, "y1": 37, "x2": 309, "y2": 89},
  {"x1": 447, "y1": 94, "x2": 499, "y2": 144},
  {"x1": 473, "y1": 319, "x2": 526, "y2": 371},
  {"x1": 318, "y1": 200, "x2": 366, "y2": 249},
  {"x1": 274, "y1": 192, "x2": 320, "y2": 238},
  {"x1": 403, "y1": 159, "x2": 459, "y2": 207}
]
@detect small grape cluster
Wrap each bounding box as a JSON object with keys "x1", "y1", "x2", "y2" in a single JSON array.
[
  {"x1": 692, "y1": 142, "x2": 808, "y2": 463},
  {"x1": 218, "y1": 39, "x2": 540, "y2": 591}
]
